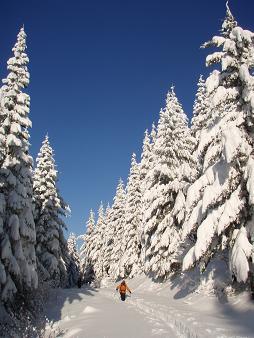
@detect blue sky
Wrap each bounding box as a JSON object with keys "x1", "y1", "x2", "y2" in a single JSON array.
[{"x1": 0, "y1": 0, "x2": 253, "y2": 237}]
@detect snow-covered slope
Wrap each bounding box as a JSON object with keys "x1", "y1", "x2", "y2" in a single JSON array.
[{"x1": 44, "y1": 276, "x2": 254, "y2": 338}]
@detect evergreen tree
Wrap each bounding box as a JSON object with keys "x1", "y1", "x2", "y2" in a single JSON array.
[
  {"x1": 140, "y1": 124, "x2": 157, "y2": 265},
  {"x1": 33, "y1": 135, "x2": 69, "y2": 287},
  {"x1": 182, "y1": 4, "x2": 254, "y2": 284},
  {"x1": 91, "y1": 202, "x2": 106, "y2": 280},
  {"x1": 191, "y1": 75, "x2": 210, "y2": 140},
  {"x1": 67, "y1": 233, "x2": 80, "y2": 287},
  {"x1": 143, "y1": 87, "x2": 196, "y2": 280},
  {"x1": 0, "y1": 27, "x2": 38, "y2": 301},
  {"x1": 102, "y1": 204, "x2": 113, "y2": 277},
  {"x1": 140, "y1": 124, "x2": 157, "y2": 209},
  {"x1": 108, "y1": 179, "x2": 126, "y2": 279},
  {"x1": 140, "y1": 130, "x2": 151, "y2": 190},
  {"x1": 80, "y1": 209, "x2": 96, "y2": 283},
  {"x1": 119, "y1": 154, "x2": 142, "y2": 278}
]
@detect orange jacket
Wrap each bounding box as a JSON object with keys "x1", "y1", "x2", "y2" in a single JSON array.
[{"x1": 116, "y1": 282, "x2": 131, "y2": 294}]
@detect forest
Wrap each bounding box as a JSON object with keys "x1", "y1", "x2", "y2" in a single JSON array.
[{"x1": 0, "y1": 2, "x2": 254, "y2": 337}]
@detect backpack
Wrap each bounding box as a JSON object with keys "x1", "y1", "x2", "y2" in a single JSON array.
[{"x1": 120, "y1": 284, "x2": 126, "y2": 293}]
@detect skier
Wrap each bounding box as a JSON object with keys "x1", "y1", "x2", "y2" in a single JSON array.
[{"x1": 116, "y1": 280, "x2": 131, "y2": 301}]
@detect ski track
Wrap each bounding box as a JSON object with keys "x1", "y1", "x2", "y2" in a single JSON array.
[
  {"x1": 44, "y1": 283, "x2": 254, "y2": 338},
  {"x1": 45, "y1": 287, "x2": 177, "y2": 338},
  {"x1": 102, "y1": 289, "x2": 198, "y2": 338}
]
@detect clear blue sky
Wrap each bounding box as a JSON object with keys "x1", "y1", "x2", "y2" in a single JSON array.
[{"x1": 0, "y1": 0, "x2": 253, "y2": 237}]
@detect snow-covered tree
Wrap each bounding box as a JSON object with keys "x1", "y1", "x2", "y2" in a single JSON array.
[
  {"x1": 141, "y1": 124, "x2": 156, "y2": 170},
  {"x1": 80, "y1": 209, "x2": 96, "y2": 283},
  {"x1": 90, "y1": 202, "x2": 106, "y2": 279},
  {"x1": 143, "y1": 87, "x2": 196, "y2": 280},
  {"x1": 140, "y1": 124, "x2": 157, "y2": 263},
  {"x1": 0, "y1": 85, "x2": 7, "y2": 300},
  {"x1": 67, "y1": 233, "x2": 80, "y2": 287},
  {"x1": 182, "y1": 4, "x2": 254, "y2": 284},
  {"x1": 102, "y1": 203, "x2": 113, "y2": 277},
  {"x1": 191, "y1": 75, "x2": 210, "y2": 140},
  {"x1": 33, "y1": 135, "x2": 69, "y2": 287},
  {"x1": 0, "y1": 86, "x2": 6, "y2": 165},
  {"x1": 140, "y1": 125, "x2": 157, "y2": 207},
  {"x1": 140, "y1": 130, "x2": 151, "y2": 189},
  {"x1": 108, "y1": 179, "x2": 126, "y2": 279},
  {"x1": 119, "y1": 154, "x2": 142, "y2": 278},
  {"x1": 0, "y1": 27, "x2": 38, "y2": 301},
  {"x1": 85, "y1": 210, "x2": 95, "y2": 237}
]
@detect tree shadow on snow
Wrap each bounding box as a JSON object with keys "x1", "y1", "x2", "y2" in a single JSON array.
[
  {"x1": 44, "y1": 284, "x2": 99, "y2": 324},
  {"x1": 170, "y1": 269, "x2": 201, "y2": 299},
  {"x1": 216, "y1": 293, "x2": 254, "y2": 337},
  {"x1": 0, "y1": 284, "x2": 99, "y2": 338},
  {"x1": 170, "y1": 271, "x2": 254, "y2": 337},
  {"x1": 170, "y1": 258, "x2": 231, "y2": 301}
]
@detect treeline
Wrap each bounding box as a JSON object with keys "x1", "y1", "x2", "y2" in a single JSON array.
[
  {"x1": 0, "y1": 27, "x2": 78, "y2": 314},
  {"x1": 80, "y1": 4, "x2": 254, "y2": 290}
]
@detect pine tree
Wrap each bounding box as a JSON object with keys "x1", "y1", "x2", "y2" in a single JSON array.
[
  {"x1": 191, "y1": 75, "x2": 210, "y2": 140},
  {"x1": 80, "y1": 209, "x2": 96, "y2": 283},
  {"x1": 91, "y1": 202, "x2": 106, "y2": 280},
  {"x1": 140, "y1": 124, "x2": 157, "y2": 265},
  {"x1": 33, "y1": 135, "x2": 69, "y2": 287},
  {"x1": 0, "y1": 87, "x2": 7, "y2": 299},
  {"x1": 108, "y1": 179, "x2": 126, "y2": 279},
  {"x1": 140, "y1": 124, "x2": 157, "y2": 206},
  {"x1": 0, "y1": 27, "x2": 38, "y2": 301},
  {"x1": 140, "y1": 130, "x2": 151, "y2": 190},
  {"x1": 182, "y1": 4, "x2": 254, "y2": 284},
  {"x1": 221, "y1": 1, "x2": 238, "y2": 38},
  {"x1": 0, "y1": 85, "x2": 6, "y2": 165},
  {"x1": 102, "y1": 204, "x2": 113, "y2": 277},
  {"x1": 67, "y1": 233, "x2": 80, "y2": 287},
  {"x1": 119, "y1": 154, "x2": 142, "y2": 278},
  {"x1": 143, "y1": 87, "x2": 196, "y2": 280}
]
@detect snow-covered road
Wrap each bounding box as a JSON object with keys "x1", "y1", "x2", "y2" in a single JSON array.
[
  {"x1": 44, "y1": 276, "x2": 254, "y2": 338},
  {"x1": 45, "y1": 286, "x2": 176, "y2": 338}
]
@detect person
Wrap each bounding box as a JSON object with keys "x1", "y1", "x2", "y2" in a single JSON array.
[
  {"x1": 116, "y1": 280, "x2": 131, "y2": 301},
  {"x1": 77, "y1": 275, "x2": 82, "y2": 288}
]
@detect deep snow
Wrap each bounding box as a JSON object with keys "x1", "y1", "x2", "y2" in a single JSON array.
[{"x1": 44, "y1": 276, "x2": 254, "y2": 338}]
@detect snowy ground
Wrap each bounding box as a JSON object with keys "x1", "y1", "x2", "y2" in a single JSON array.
[{"x1": 44, "y1": 276, "x2": 254, "y2": 338}]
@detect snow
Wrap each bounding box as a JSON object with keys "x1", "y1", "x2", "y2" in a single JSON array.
[
  {"x1": 6, "y1": 134, "x2": 22, "y2": 147},
  {"x1": 205, "y1": 70, "x2": 220, "y2": 93},
  {"x1": 120, "y1": 153, "x2": 142, "y2": 279},
  {"x1": 195, "y1": 206, "x2": 223, "y2": 261},
  {"x1": 231, "y1": 27, "x2": 254, "y2": 44},
  {"x1": 2, "y1": 5, "x2": 254, "y2": 330},
  {"x1": 33, "y1": 135, "x2": 69, "y2": 287},
  {"x1": 1, "y1": 275, "x2": 17, "y2": 301},
  {"x1": 10, "y1": 122, "x2": 21, "y2": 134},
  {"x1": 217, "y1": 186, "x2": 243, "y2": 235},
  {"x1": 1, "y1": 237, "x2": 12, "y2": 260},
  {"x1": 82, "y1": 305, "x2": 100, "y2": 314},
  {"x1": 222, "y1": 126, "x2": 243, "y2": 163},
  {"x1": 45, "y1": 284, "x2": 175, "y2": 338},
  {"x1": 172, "y1": 190, "x2": 185, "y2": 223},
  {"x1": 206, "y1": 52, "x2": 224, "y2": 66},
  {"x1": 44, "y1": 276, "x2": 254, "y2": 338},
  {"x1": 212, "y1": 36, "x2": 226, "y2": 47},
  {"x1": 221, "y1": 54, "x2": 237, "y2": 71},
  {"x1": 245, "y1": 157, "x2": 254, "y2": 205},
  {"x1": 141, "y1": 87, "x2": 196, "y2": 279},
  {"x1": 223, "y1": 39, "x2": 237, "y2": 55},
  {"x1": 0, "y1": 262, "x2": 6, "y2": 285},
  {"x1": 239, "y1": 64, "x2": 251, "y2": 85},
  {"x1": 230, "y1": 227, "x2": 253, "y2": 282}
]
